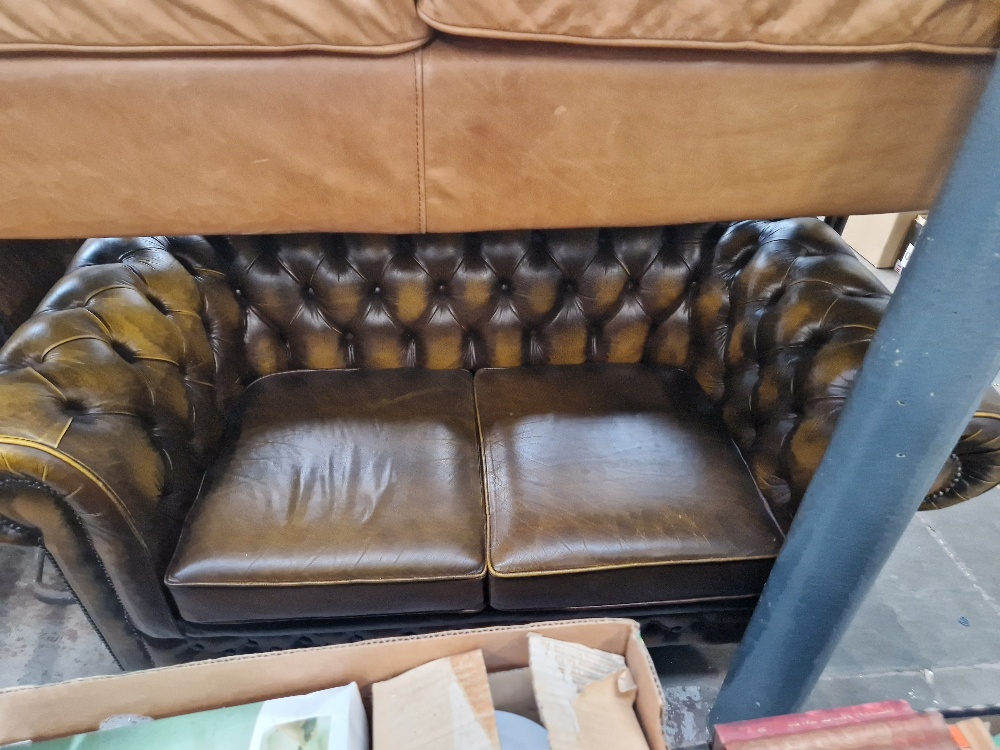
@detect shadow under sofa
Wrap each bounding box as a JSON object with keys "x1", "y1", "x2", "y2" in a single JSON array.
[{"x1": 1, "y1": 218, "x2": 998, "y2": 669}]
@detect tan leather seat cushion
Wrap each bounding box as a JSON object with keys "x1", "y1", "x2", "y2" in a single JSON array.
[
  {"x1": 476, "y1": 365, "x2": 783, "y2": 610},
  {"x1": 166, "y1": 369, "x2": 485, "y2": 624},
  {"x1": 418, "y1": 0, "x2": 999, "y2": 54},
  {"x1": 0, "y1": 0, "x2": 429, "y2": 54}
]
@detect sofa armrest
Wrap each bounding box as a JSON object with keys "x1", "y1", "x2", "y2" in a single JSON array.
[
  {"x1": 922, "y1": 389, "x2": 1000, "y2": 509},
  {"x1": 695, "y1": 218, "x2": 1000, "y2": 528},
  {"x1": 0, "y1": 237, "x2": 238, "y2": 640}
]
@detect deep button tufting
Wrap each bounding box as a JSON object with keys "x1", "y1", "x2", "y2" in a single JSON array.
[
  {"x1": 63, "y1": 399, "x2": 88, "y2": 417},
  {"x1": 110, "y1": 341, "x2": 139, "y2": 364},
  {"x1": 146, "y1": 296, "x2": 170, "y2": 315},
  {"x1": 693, "y1": 218, "x2": 896, "y2": 528},
  {"x1": 227, "y1": 229, "x2": 717, "y2": 376},
  {"x1": 303, "y1": 286, "x2": 315, "y2": 298}
]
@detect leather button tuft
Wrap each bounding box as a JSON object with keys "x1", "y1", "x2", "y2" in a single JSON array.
[
  {"x1": 304, "y1": 286, "x2": 315, "y2": 298},
  {"x1": 373, "y1": 286, "x2": 382, "y2": 295},
  {"x1": 344, "y1": 332, "x2": 354, "y2": 341},
  {"x1": 63, "y1": 400, "x2": 87, "y2": 417},
  {"x1": 438, "y1": 283, "x2": 448, "y2": 293},
  {"x1": 500, "y1": 283, "x2": 510, "y2": 293}
]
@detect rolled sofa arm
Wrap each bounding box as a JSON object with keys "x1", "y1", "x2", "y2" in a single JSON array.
[
  {"x1": 694, "y1": 218, "x2": 1000, "y2": 528},
  {"x1": 0, "y1": 236, "x2": 240, "y2": 640},
  {"x1": 923, "y1": 388, "x2": 1000, "y2": 509}
]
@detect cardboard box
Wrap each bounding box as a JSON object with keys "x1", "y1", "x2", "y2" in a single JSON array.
[
  {"x1": 0, "y1": 618, "x2": 666, "y2": 749},
  {"x1": 842, "y1": 212, "x2": 923, "y2": 268}
]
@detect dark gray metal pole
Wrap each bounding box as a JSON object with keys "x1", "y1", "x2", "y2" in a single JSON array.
[{"x1": 710, "y1": 60, "x2": 1000, "y2": 724}]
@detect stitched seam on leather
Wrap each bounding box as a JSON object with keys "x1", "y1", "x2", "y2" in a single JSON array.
[
  {"x1": 488, "y1": 554, "x2": 780, "y2": 579},
  {"x1": 0, "y1": 436, "x2": 150, "y2": 556},
  {"x1": 554, "y1": 593, "x2": 761, "y2": 610},
  {"x1": 472, "y1": 372, "x2": 493, "y2": 585},
  {"x1": 166, "y1": 572, "x2": 486, "y2": 587},
  {"x1": 0, "y1": 37, "x2": 434, "y2": 56},
  {"x1": 414, "y1": 48, "x2": 427, "y2": 233},
  {"x1": 413, "y1": 11, "x2": 996, "y2": 55},
  {"x1": 25, "y1": 366, "x2": 67, "y2": 401}
]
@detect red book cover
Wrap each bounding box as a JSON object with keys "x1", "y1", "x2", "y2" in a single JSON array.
[
  {"x1": 714, "y1": 701, "x2": 915, "y2": 748},
  {"x1": 724, "y1": 713, "x2": 950, "y2": 750}
]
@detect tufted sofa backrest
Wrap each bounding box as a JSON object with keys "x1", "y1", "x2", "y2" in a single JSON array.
[{"x1": 221, "y1": 225, "x2": 726, "y2": 379}]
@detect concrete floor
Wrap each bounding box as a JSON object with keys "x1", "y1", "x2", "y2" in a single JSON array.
[{"x1": 659, "y1": 487, "x2": 1000, "y2": 746}]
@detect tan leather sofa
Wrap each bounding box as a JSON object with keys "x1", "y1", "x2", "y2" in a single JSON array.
[
  {"x1": 0, "y1": 0, "x2": 995, "y2": 238},
  {"x1": 0, "y1": 2, "x2": 998, "y2": 669}
]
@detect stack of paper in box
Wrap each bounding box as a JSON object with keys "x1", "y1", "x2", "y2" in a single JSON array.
[{"x1": 712, "y1": 701, "x2": 962, "y2": 750}]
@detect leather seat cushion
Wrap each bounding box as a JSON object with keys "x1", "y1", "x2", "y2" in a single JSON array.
[
  {"x1": 476, "y1": 365, "x2": 783, "y2": 610},
  {"x1": 0, "y1": 0, "x2": 429, "y2": 54},
  {"x1": 418, "y1": 0, "x2": 998, "y2": 54},
  {"x1": 166, "y1": 369, "x2": 486, "y2": 624}
]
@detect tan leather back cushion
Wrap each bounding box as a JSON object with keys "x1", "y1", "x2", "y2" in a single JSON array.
[
  {"x1": 0, "y1": 0, "x2": 429, "y2": 54},
  {"x1": 224, "y1": 226, "x2": 722, "y2": 378},
  {"x1": 418, "y1": 0, "x2": 999, "y2": 53}
]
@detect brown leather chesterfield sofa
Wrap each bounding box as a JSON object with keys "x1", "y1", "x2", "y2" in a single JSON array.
[
  {"x1": 1, "y1": 218, "x2": 999, "y2": 669},
  {"x1": 1, "y1": 1, "x2": 998, "y2": 670}
]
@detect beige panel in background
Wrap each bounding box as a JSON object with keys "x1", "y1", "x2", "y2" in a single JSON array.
[
  {"x1": 842, "y1": 213, "x2": 923, "y2": 269},
  {"x1": 0, "y1": 53, "x2": 422, "y2": 238},
  {"x1": 422, "y1": 39, "x2": 989, "y2": 232}
]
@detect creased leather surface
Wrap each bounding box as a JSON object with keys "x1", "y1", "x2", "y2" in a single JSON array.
[
  {"x1": 167, "y1": 369, "x2": 486, "y2": 623},
  {"x1": 418, "y1": 0, "x2": 1000, "y2": 53},
  {"x1": 476, "y1": 365, "x2": 782, "y2": 610},
  {"x1": 0, "y1": 0, "x2": 430, "y2": 54},
  {"x1": 223, "y1": 226, "x2": 721, "y2": 379},
  {"x1": 422, "y1": 39, "x2": 990, "y2": 233}
]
